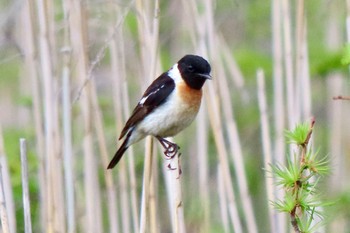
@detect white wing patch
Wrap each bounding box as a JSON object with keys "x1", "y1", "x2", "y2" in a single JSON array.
[
  {"x1": 139, "y1": 63, "x2": 181, "y2": 106},
  {"x1": 139, "y1": 84, "x2": 165, "y2": 105}
]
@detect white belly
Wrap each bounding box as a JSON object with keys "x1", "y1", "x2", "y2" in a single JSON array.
[{"x1": 137, "y1": 90, "x2": 200, "y2": 137}]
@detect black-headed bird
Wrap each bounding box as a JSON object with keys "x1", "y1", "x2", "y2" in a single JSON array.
[{"x1": 107, "y1": 54, "x2": 211, "y2": 169}]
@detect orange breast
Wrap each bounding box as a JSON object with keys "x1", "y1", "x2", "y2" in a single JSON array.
[{"x1": 177, "y1": 81, "x2": 202, "y2": 108}]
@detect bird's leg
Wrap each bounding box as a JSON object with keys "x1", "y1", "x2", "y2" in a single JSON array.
[{"x1": 156, "y1": 137, "x2": 180, "y2": 159}]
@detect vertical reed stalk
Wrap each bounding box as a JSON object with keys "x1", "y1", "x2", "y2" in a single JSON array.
[
  {"x1": 328, "y1": 75, "x2": 345, "y2": 232},
  {"x1": 110, "y1": 18, "x2": 139, "y2": 232},
  {"x1": 205, "y1": 84, "x2": 243, "y2": 233},
  {"x1": 67, "y1": 1, "x2": 102, "y2": 232},
  {"x1": 36, "y1": 0, "x2": 64, "y2": 230},
  {"x1": 272, "y1": 0, "x2": 286, "y2": 230},
  {"x1": 196, "y1": 106, "x2": 210, "y2": 233},
  {"x1": 139, "y1": 137, "x2": 154, "y2": 233},
  {"x1": 89, "y1": 64, "x2": 120, "y2": 233},
  {"x1": 217, "y1": 168, "x2": 229, "y2": 233},
  {"x1": 257, "y1": 69, "x2": 275, "y2": 233},
  {"x1": 216, "y1": 53, "x2": 258, "y2": 233},
  {"x1": 281, "y1": 0, "x2": 296, "y2": 128},
  {"x1": 61, "y1": 2, "x2": 75, "y2": 232},
  {"x1": 23, "y1": 0, "x2": 46, "y2": 231},
  {"x1": 118, "y1": 161, "x2": 131, "y2": 233},
  {"x1": 162, "y1": 150, "x2": 185, "y2": 233},
  {"x1": 62, "y1": 73, "x2": 75, "y2": 233},
  {"x1": 19, "y1": 139, "x2": 32, "y2": 233},
  {"x1": 0, "y1": 165, "x2": 10, "y2": 233},
  {"x1": 149, "y1": 150, "x2": 159, "y2": 233},
  {"x1": 0, "y1": 124, "x2": 10, "y2": 233}
]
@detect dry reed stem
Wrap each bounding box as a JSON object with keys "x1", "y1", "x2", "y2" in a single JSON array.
[
  {"x1": 205, "y1": 84, "x2": 243, "y2": 233},
  {"x1": 257, "y1": 69, "x2": 276, "y2": 233},
  {"x1": 0, "y1": 124, "x2": 10, "y2": 233},
  {"x1": 196, "y1": 106, "x2": 210, "y2": 233},
  {"x1": 62, "y1": 70, "x2": 76, "y2": 233},
  {"x1": 281, "y1": 0, "x2": 296, "y2": 128},
  {"x1": 328, "y1": 76, "x2": 348, "y2": 232},
  {"x1": 216, "y1": 49, "x2": 258, "y2": 233},
  {"x1": 36, "y1": 0, "x2": 64, "y2": 230},
  {"x1": 183, "y1": 0, "x2": 245, "y2": 230},
  {"x1": 112, "y1": 24, "x2": 139, "y2": 232},
  {"x1": 19, "y1": 139, "x2": 32, "y2": 233},
  {"x1": 135, "y1": 1, "x2": 174, "y2": 232},
  {"x1": 67, "y1": 1, "x2": 103, "y2": 232},
  {"x1": 118, "y1": 160, "x2": 131, "y2": 233},
  {"x1": 272, "y1": 0, "x2": 286, "y2": 230},
  {"x1": 294, "y1": 0, "x2": 305, "y2": 122},
  {"x1": 61, "y1": 3, "x2": 75, "y2": 232},
  {"x1": 139, "y1": 137, "x2": 154, "y2": 233},
  {"x1": 22, "y1": 1, "x2": 46, "y2": 230},
  {"x1": 217, "y1": 168, "x2": 229, "y2": 233},
  {"x1": 149, "y1": 149, "x2": 159, "y2": 233},
  {"x1": 218, "y1": 35, "x2": 248, "y2": 100},
  {"x1": 0, "y1": 165, "x2": 10, "y2": 233},
  {"x1": 89, "y1": 69, "x2": 120, "y2": 233},
  {"x1": 162, "y1": 148, "x2": 186, "y2": 233}
]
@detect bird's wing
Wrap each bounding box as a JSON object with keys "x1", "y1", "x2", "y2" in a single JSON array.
[{"x1": 119, "y1": 73, "x2": 175, "y2": 139}]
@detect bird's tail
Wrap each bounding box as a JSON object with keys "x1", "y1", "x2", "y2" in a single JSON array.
[{"x1": 107, "y1": 132, "x2": 131, "y2": 169}]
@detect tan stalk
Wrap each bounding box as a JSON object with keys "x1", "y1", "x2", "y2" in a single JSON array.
[
  {"x1": 281, "y1": 0, "x2": 296, "y2": 128},
  {"x1": 217, "y1": 168, "x2": 229, "y2": 233},
  {"x1": 257, "y1": 69, "x2": 276, "y2": 233},
  {"x1": 118, "y1": 160, "x2": 131, "y2": 233},
  {"x1": 66, "y1": 1, "x2": 103, "y2": 232},
  {"x1": 23, "y1": 0, "x2": 46, "y2": 230},
  {"x1": 205, "y1": 84, "x2": 243, "y2": 233},
  {"x1": 112, "y1": 20, "x2": 139, "y2": 233},
  {"x1": 162, "y1": 147, "x2": 186, "y2": 233},
  {"x1": 139, "y1": 137, "x2": 154, "y2": 233},
  {"x1": 149, "y1": 148, "x2": 159, "y2": 233},
  {"x1": 328, "y1": 75, "x2": 346, "y2": 232},
  {"x1": 61, "y1": 2, "x2": 76, "y2": 232},
  {"x1": 0, "y1": 124, "x2": 10, "y2": 233},
  {"x1": 135, "y1": 1, "x2": 163, "y2": 232},
  {"x1": 19, "y1": 139, "x2": 32, "y2": 233},
  {"x1": 215, "y1": 44, "x2": 258, "y2": 233},
  {"x1": 36, "y1": 0, "x2": 65, "y2": 231},
  {"x1": 272, "y1": 0, "x2": 286, "y2": 231},
  {"x1": 196, "y1": 106, "x2": 210, "y2": 233}
]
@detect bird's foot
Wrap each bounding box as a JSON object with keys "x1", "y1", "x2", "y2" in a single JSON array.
[
  {"x1": 156, "y1": 137, "x2": 182, "y2": 177},
  {"x1": 156, "y1": 137, "x2": 180, "y2": 159}
]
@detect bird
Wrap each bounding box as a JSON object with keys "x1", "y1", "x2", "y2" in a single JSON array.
[{"x1": 107, "y1": 54, "x2": 211, "y2": 169}]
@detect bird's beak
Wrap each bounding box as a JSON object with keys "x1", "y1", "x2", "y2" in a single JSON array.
[{"x1": 199, "y1": 73, "x2": 212, "y2": 80}]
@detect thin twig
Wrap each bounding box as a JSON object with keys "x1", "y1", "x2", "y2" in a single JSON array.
[
  {"x1": 333, "y1": 95, "x2": 350, "y2": 100},
  {"x1": 301, "y1": 118, "x2": 315, "y2": 164},
  {"x1": 72, "y1": 1, "x2": 134, "y2": 104}
]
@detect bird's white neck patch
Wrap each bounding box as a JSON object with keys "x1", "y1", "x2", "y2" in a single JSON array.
[{"x1": 168, "y1": 64, "x2": 182, "y2": 83}]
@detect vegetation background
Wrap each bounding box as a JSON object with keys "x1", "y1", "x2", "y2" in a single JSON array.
[{"x1": 0, "y1": 0, "x2": 349, "y2": 232}]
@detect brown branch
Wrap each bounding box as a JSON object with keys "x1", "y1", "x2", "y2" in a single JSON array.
[
  {"x1": 290, "y1": 206, "x2": 301, "y2": 233},
  {"x1": 333, "y1": 95, "x2": 350, "y2": 100},
  {"x1": 300, "y1": 117, "x2": 315, "y2": 164}
]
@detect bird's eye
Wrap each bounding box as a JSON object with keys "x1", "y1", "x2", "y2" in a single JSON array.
[{"x1": 188, "y1": 65, "x2": 194, "y2": 72}]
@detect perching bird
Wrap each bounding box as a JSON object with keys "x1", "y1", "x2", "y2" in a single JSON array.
[{"x1": 107, "y1": 54, "x2": 211, "y2": 169}]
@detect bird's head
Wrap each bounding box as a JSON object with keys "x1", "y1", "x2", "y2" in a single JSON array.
[{"x1": 177, "y1": 55, "x2": 211, "y2": 90}]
